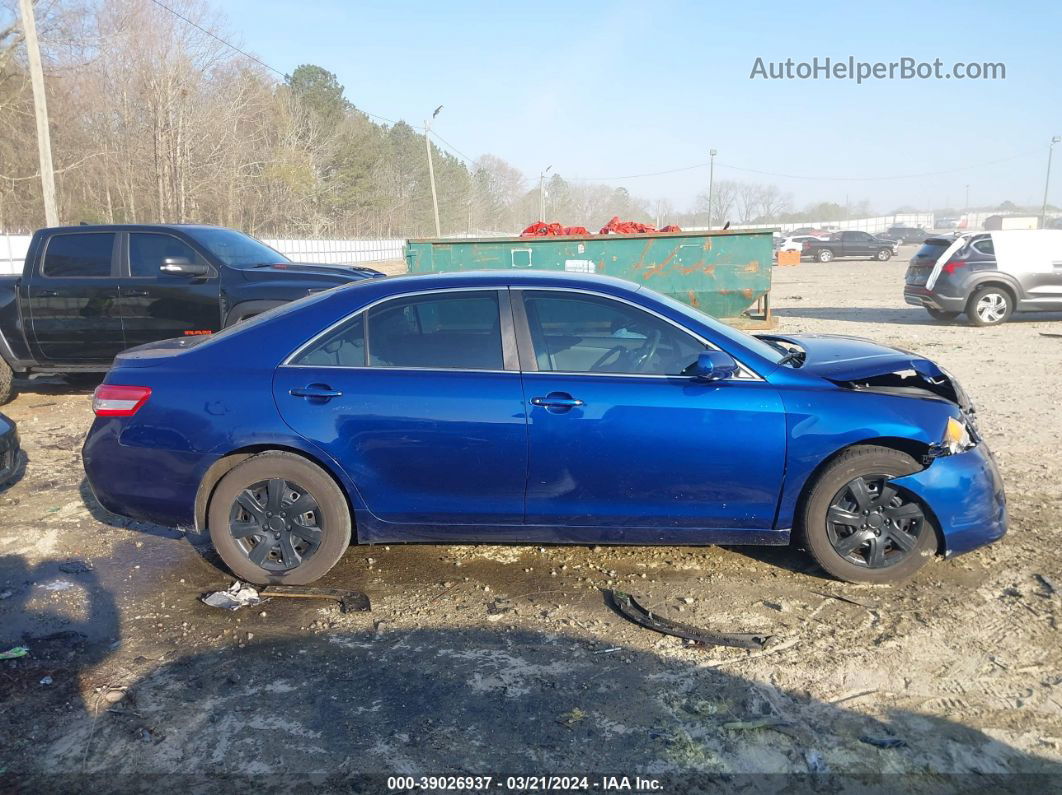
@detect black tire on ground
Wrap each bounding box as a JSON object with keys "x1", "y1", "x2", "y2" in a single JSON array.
[
  {"x1": 875, "y1": 248, "x2": 893, "y2": 261},
  {"x1": 816, "y1": 249, "x2": 833, "y2": 262},
  {"x1": 966, "y1": 285, "x2": 1014, "y2": 327},
  {"x1": 925, "y1": 308, "x2": 960, "y2": 322},
  {"x1": 208, "y1": 451, "x2": 352, "y2": 585},
  {"x1": 798, "y1": 445, "x2": 938, "y2": 584},
  {"x1": 0, "y1": 358, "x2": 12, "y2": 404}
]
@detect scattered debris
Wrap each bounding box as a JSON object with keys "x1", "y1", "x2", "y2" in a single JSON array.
[
  {"x1": 813, "y1": 590, "x2": 878, "y2": 610},
  {"x1": 859, "y1": 735, "x2": 907, "y2": 749},
  {"x1": 1035, "y1": 574, "x2": 1057, "y2": 596},
  {"x1": 721, "y1": 717, "x2": 790, "y2": 731},
  {"x1": 605, "y1": 590, "x2": 771, "y2": 650},
  {"x1": 804, "y1": 750, "x2": 828, "y2": 773},
  {"x1": 39, "y1": 579, "x2": 75, "y2": 592},
  {"x1": 40, "y1": 675, "x2": 53, "y2": 686},
  {"x1": 0, "y1": 646, "x2": 29, "y2": 660},
  {"x1": 58, "y1": 560, "x2": 94, "y2": 574},
  {"x1": 259, "y1": 586, "x2": 370, "y2": 613},
  {"x1": 592, "y1": 647, "x2": 622, "y2": 655},
  {"x1": 201, "y1": 581, "x2": 264, "y2": 610},
  {"x1": 558, "y1": 708, "x2": 587, "y2": 727}
]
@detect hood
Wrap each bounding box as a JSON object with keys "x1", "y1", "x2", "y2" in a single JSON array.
[
  {"x1": 240, "y1": 262, "x2": 384, "y2": 281},
  {"x1": 759, "y1": 333, "x2": 971, "y2": 410}
]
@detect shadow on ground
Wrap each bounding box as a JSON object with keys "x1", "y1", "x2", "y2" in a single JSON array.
[
  {"x1": 1, "y1": 549, "x2": 1058, "y2": 791},
  {"x1": 775, "y1": 306, "x2": 1062, "y2": 326}
]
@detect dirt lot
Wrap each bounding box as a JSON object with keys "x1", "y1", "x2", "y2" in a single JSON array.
[{"x1": 1, "y1": 253, "x2": 1061, "y2": 790}]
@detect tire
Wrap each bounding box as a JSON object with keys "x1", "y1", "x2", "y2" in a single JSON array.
[
  {"x1": 967, "y1": 285, "x2": 1013, "y2": 327},
  {"x1": 0, "y1": 358, "x2": 13, "y2": 405},
  {"x1": 816, "y1": 249, "x2": 833, "y2": 262},
  {"x1": 208, "y1": 451, "x2": 352, "y2": 585},
  {"x1": 798, "y1": 445, "x2": 937, "y2": 584},
  {"x1": 875, "y1": 248, "x2": 892, "y2": 262},
  {"x1": 925, "y1": 308, "x2": 959, "y2": 322}
]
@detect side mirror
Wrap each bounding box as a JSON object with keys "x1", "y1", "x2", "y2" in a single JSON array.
[
  {"x1": 690, "y1": 350, "x2": 739, "y2": 382},
  {"x1": 160, "y1": 257, "x2": 209, "y2": 277}
]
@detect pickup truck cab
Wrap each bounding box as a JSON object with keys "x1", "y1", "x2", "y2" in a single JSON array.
[
  {"x1": 803, "y1": 231, "x2": 897, "y2": 262},
  {"x1": 0, "y1": 224, "x2": 383, "y2": 403}
]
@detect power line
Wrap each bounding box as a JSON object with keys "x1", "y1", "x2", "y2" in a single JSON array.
[
  {"x1": 147, "y1": 0, "x2": 397, "y2": 125},
  {"x1": 429, "y1": 131, "x2": 476, "y2": 165}
]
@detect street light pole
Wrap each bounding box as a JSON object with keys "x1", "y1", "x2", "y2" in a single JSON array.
[
  {"x1": 1041, "y1": 136, "x2": 1061, "y2": 229},
  {"x1": 539, "y1": 165, "x2": 552, "y2": 221},
  {"x1": 17, "y1": 0, "x2": 58, "y2": 227},
  {"x1": 707, "y1": 149, "x2": 717, "y2": 230},
  {"x1": 424, "y1": 105, "x2": 443, "y2": 237}
]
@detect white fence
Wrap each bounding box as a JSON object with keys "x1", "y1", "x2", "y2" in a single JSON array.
[
  {"x1": 0, "y1": 234, "x2": 406, "y2": 275},
  {"x1": 720, "y1": 213, "x2": 937, "y2": 235}
]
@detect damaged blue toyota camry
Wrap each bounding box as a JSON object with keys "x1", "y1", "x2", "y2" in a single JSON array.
[{"x1": 83, "y1": 271, "x2": 1006, "y2": 585}]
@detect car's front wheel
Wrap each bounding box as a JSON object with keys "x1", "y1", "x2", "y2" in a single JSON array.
[
  {"x1": 875, "y1": 248, "x2": 893, "y2": 261},
  {"x1": 208, "y1": 451, "x2": 352, "y2": 585},
  {"x1": 799, "y1": 445, "x2": 937, "y2": 584},
  {"x1": 816, "y1": 249, "x2": 833, "y2": 262}
]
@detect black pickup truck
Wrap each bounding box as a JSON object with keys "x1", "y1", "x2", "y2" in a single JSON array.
[
  {"x1": 802, "y1": 230, "x2": 898, "y2": 262},
  {"x1": 0, "y1": 224, "x2": 383, "y2": 402}
]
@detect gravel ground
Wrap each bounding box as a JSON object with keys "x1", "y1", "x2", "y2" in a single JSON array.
[{"x1": 1, "y1": 252, "x2": 1061, "y2": 790}]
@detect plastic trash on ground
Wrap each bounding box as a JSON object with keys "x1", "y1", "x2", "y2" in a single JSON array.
[{"x1": 201, "y1": 581, "x2": 263, "y2": 610}]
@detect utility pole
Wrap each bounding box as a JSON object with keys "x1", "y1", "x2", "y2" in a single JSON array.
[
  {"x1": 964, "y1": 183, "x2": 970, "y2": 227},
  {"x1": 18, "y1": 0, "x2": 58, "y2": 227},
  {"x1": 539, "y1": 165, "x2": 552, "y2": 221},
  {"x1": 424, "y1": 105, "x2": 443, "y2": 237},
  {"x1": 706, "y1": 149, "x2": 717, "y2": 229},
  {"x1": 1041, "y1": 136, "x2": 1061, "y2": 229}
]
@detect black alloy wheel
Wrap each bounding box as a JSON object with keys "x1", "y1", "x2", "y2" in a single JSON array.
[
  {"x1": 228, "y1": 478, "x2": 323, "y2": 572},
  {"x1": 825, "y1": 475, "x2": 925, "y2": 570}
]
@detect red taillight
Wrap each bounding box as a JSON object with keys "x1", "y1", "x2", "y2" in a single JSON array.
[
  {"x1": 92, "y1": 385, "x2": 152, "y2": 416},
  {"x1": 942, "y1": 258, "x2": 966, "y2": 274}
]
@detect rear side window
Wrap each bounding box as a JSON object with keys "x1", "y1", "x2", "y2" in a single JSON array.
[
  {"x1": 915, "y1": 241, "x2": 949, "y2": 260},
  {"x1": 42, "y1": 233, "x2": 115, "y2": 278},
  {"x1": 971, "y1": 238, "x2": 995, "y2": 256},
  {"x1": 129, "y1": 233, "x2": 201, "y2": 277},
  {"x1": 368, "y1": 291, "x2": 503, "y2": 370},
  {"x1": 293, "y1": 314, "x2": 365, "y2": 367}
]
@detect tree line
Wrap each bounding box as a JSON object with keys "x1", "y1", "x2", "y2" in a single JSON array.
[{"x1": 1, "y1": 0, "x2": 874, "y2": 239}]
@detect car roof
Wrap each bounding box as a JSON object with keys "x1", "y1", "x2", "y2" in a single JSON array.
[
  {"x1": 342, "y1": 269, "x2": 646, "y2": 295},
  {"x1": 40, "y1": 223, "x2": 235, "y2": 234}
]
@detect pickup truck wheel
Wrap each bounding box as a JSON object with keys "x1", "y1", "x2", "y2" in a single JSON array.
[
  {"x1": 208, "y1": 451, "x2": 351, "y2": 585},
  {"x1": 967, "y1": 286, "x2": 1013, "y2": 326},
  {"x1": 816, "y1": 249, "x2": 833, "y2": 262},
  {"x1": 875, "y1": 248, "x2": 892, "y2": 261},
  {"x1": 0, "y1": 359, "x2": 13, "y2": 405},
  {"x1": 799, "y1": 445, "x2": 937, "y2": 584}
]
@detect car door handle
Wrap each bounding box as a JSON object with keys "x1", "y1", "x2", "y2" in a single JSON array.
[
  {"x1": 123, "y1": 289, "x2": 150, "y2": 297},
  {"x1": 36, "y1": 289, "x2": 59, "y2": 297},
  {"x1": 530, "y1": 393, "x2": 584, "y2": 409},
  {"x1": 290, "y1": 385, "x2": 343, "y2": 400}
]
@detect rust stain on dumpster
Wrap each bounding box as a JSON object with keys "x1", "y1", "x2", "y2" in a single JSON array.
[{"x1": 743, "y1": 261, "x2": 761, "y2": 273}]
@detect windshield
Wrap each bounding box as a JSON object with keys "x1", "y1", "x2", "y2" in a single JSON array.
[
  {"x1": 184, "y1": 227, "x2": 292, "y2": 268},
  {"x1": 643, "y1": 288, "x2": 786, "y2": 365}
]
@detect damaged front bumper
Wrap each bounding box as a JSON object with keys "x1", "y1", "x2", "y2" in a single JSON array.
[{"x1": 890, "y1": 442, "x2": 1007, "y2": 557}]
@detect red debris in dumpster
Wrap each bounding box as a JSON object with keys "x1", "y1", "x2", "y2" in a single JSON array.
[
  {"x1": 598, "y1": 216, "x2": 675, "y2": 235},
  {"x1": 659, "y1": 224, "x2": 682, "y2": 232},
  {"x1": 520, "y1": 222, "x2": 591, "y2": 237}
]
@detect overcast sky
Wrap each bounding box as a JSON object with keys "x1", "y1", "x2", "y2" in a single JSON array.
[{"x1": 223, "y1": 0, "x2": 1061, "y2": 214}]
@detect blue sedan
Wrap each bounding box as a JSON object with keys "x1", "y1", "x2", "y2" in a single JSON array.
[{"x1": 83, "y1": 271, "x2": 1006, "y2": 585}]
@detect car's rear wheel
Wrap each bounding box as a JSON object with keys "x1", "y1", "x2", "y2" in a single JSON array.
[
  {"x1": 208, "y1": 451, "x2": 351, "y2": 585},
  {"x1": 925, "y1": 308, "x2": 959, "y2": 322},
  {"x1": 875, "y1": 248, "x2": 892, "y2": 261},
  {"x1": 816, "y1": 249, "x2": 833, "y2": 262},
  {"x1": 799, "y1": 445, "x2": 937, "y2": 584},
  {"x1": 967, "y1": 286, "x2": 1013, "y2": 326},
  {"x1": 0, "y1": 359, "x2": 13, "y2": 405}
]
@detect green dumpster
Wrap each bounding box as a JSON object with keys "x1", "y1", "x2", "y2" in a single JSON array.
[{"x1": 404, "y1": 229, "x2": 772, "y2": 319}]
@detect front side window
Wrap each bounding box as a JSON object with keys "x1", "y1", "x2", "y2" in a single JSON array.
[
  {"x1": 522, "y1": 291, "x2": 705, "y2": 375},
  {"x1": 129, "y1": 233, "x2": 202, "y2": 278},
  {"x1": 42, "y1": 233, "x2": 115, "y2": 278},
  {"x1": 369, "y1": 291, "x2": 504, "y2": 370}
]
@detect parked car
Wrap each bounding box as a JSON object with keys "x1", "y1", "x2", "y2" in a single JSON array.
[
  {"x1": 803, "y1": 231, "x2": 898, "y2": 262},
  {"x1": 935, "y1": 217, "x2": 959, "y2": 229},
  {"x1": 84, "y1": 270, "x2": 1006, "y2": 586},
  {"x1": 904, "y1": 230, "x2": 1062, "y2": 325},
  {"x1": 885, "y1": 226, "x2": 931, "y2": 245},
  {"x1": 0, "y1": 411, "x2": 19, "y2": 486},
  {"x1": 0, "y1": 224, "x2": 384, "y2": 403},
  {"x1": 780, "y1": 234, "x2": 828, "y2": 252}
]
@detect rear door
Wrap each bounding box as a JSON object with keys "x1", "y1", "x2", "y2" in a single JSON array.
[
  {"x1": 27, "y1": 231, "x2": 125, "y2": 362},
  {"x1": 273, "y1": 288, "x2": 528, "y2": 531},
  {"x1": 118, "y1": 231, "x2": 221, "y2": 346}
]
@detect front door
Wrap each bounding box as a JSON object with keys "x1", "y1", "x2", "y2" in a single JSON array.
[
  {"x1": 27, "y1": 231, "x2": 125, "y2": 363},
  {"x1": 118, "y1": 231, "x2": 222, "y2": 346},
  {"x1": 515, "y1": 289, "x2": 786, "y2": 539},
  {"x1": 273, "y1": 288, "x2": 528, "y2": 532}
]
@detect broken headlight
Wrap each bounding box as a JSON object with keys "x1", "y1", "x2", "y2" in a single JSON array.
[{"x1": 933, "y1": 416, "x2": 977, "y2": 457}]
